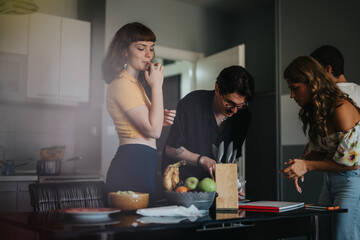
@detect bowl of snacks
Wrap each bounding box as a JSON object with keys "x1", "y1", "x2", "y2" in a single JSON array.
[{"x1": 108, "y1": 191, "x2": 149, "y2": 211}]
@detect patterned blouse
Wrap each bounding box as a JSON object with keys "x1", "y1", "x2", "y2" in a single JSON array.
[{"x1": 307, "y1": 121, "x2": 360, "y2": 166}]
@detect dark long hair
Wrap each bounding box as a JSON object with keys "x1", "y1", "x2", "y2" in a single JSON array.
[{"x1": 102, "y1": 22, "x2": 156, "y2": 84}]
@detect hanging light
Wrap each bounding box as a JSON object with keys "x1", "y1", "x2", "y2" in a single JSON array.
[{"x1": 0, "y1": 0, "x2": 39, "y2": 14}]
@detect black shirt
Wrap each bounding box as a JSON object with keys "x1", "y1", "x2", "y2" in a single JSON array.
[{"x1": 162, "y1": 90, "x2": 251, "y2": 180}]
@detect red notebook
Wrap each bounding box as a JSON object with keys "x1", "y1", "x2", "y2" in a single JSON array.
[{"x1": 238, "y1": 201, "x2": 304, "y2": 212}]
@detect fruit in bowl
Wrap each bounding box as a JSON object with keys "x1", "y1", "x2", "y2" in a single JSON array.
[
  {"x1": 164, "y1": 176, "x2": 217, "y2": 213},
  {"x1": 175, "y1": 186, "x2": 190, "y2": 192},
  {"x1": 162, "y1": 162, "x2": 217, "y2": 213},
  {"x1": 108, "y1": 191, "x2": 149, "y2": 211},
  {"x1": 198, "y1": 177, "x2": 217, "y2": 192},
  {"x1": 185, "y1": 177, "x2": 199, "y2": 190}
]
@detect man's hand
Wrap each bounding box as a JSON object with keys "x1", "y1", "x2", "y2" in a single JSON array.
[{"x1": 198, "y1": 156, "x2": 217, "y2": 179}]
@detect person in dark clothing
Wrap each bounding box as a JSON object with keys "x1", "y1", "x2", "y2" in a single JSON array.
[{"x1": 162, "y1": 65, "x2": 255, "y2": 186}]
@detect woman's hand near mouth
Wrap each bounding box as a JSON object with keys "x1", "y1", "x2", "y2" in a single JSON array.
[{"x1": 144, "y1": 62, "x2": 164, "y2": 88}]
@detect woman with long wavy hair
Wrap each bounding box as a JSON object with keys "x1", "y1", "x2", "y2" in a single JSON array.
[
  {"x1": 281, "y1": 56, "x2": 360, "y2": 240},
  {"x1": 102, "y1": 22, "x2": 175, "y2": 205}
]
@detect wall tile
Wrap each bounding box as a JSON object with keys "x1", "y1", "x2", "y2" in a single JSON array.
[{"x1": 0, "y1": 105, "x2": 15, "y2": 132}]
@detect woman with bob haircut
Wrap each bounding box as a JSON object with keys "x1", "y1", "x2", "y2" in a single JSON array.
[
  {"x1": 281, "y1": 55, "x2": 360, "y2": 240},
  {"x1": 102, "y1": 22, "x2": 175, "y2": 205}
]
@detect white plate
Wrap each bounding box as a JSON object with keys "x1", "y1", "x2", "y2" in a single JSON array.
[
  {"x1": 64, "y1": 218, "x2": 120, "y2": 226},
  {"x1": 58, "y1": 208, "x2": 121, "y2": 221}
]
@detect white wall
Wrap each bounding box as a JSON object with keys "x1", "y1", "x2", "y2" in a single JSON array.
[
  {"x1": 105, "y1": 0, "x2": 232, "y2": 55},
  {"x1": 280, "y1": 95, "x2": 306, "y2": 145},
  {"x1": 164, "y1": 60, "x2": 196, "y2": 99}
]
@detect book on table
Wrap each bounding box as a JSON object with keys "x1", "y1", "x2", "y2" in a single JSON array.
[{"x1": 238, "y1": 201, "x2": 304, "y2": 212}]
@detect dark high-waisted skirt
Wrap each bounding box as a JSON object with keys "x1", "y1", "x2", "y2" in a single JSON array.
[{"x1": 105, "y1": 144, "x2": 157, "y2": 205}]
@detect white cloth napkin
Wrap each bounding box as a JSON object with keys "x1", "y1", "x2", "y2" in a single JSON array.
[{"x1": 136, "y1": 205, "x2": 203, "y2": 217}]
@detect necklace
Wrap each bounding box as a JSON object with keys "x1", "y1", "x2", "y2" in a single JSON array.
[{"x1": 221, "y1": 116, "x2": 228, "y2": 122}]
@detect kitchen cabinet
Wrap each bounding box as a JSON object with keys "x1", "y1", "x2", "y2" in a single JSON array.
[
  {"x1": 0, "y1": 181, "x2": 35, "y2": 213},
  {"x1": 27, "y1": 13, "x2": 61, "y2": 101},
  {"x1": 60, "y1": 17, "x2": 90, "y2": 102},
  {"x1": 0, "y1": 15, "x2": 28, "y2": 55},
  {"x1": 17, "y1": 181, "x2": 34, "y2": 212},
  {"x1": 27, "y1": 13, "x2": 91, "y2": 104},
  {"x1": 0, "y1": 51, "x2": 27, "y2": 102},
  {"x1": 0, "y1": 182, "x2": 17, "y2": 213},
  {"x1": 0, "y1": 15, "x2": 28, "y2": 102}
]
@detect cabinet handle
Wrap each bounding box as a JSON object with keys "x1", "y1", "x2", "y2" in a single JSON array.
[{"x1": 37, "y1": 93, "x2": 58, "y2": 98}]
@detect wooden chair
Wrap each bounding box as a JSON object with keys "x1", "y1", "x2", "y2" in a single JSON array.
[{"x1": 28, "y1": 181, "x2": 107, "y2": 212}]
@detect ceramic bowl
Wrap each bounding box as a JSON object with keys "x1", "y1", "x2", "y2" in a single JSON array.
[
  {"x1": 108, "y1": 192, "x2": 149, "y2": 211},
  {"x1": 164, "y1": 191, "x2": 216, "y2": 213}
]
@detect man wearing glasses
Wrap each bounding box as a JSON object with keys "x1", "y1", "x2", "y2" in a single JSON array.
[{"x1": 162, "y1": 65, "x2": 255, "y2": 184}]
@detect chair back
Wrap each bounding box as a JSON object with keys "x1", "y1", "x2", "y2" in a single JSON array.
[{"x1": 28, "y1": 181, "x2": 107, "y2": 212}]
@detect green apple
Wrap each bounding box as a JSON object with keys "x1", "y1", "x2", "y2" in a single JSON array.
[
  {"x1": 198, "y1": 178, "x2": 217, "y2": 192},
  {"x1": 185, "y1": 177, "x2": 199, "y2": 190}
]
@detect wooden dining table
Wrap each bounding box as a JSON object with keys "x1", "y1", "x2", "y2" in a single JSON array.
[{"x1": 0, "y1": 205, "x2": 346, "y2": 240}]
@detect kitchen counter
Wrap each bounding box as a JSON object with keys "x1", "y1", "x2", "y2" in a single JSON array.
[
  {"x1": 0, "y1": 174, "x2": 103, "y2": 182},
  {"x1": 37, "y1": 173, "x2": 103, "y2": 183},
  {"x1": 0, "y1": 207, "x2": 346, "y2": 239}
]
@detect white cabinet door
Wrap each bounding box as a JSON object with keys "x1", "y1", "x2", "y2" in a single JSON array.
[
  {"x1": 60, "y1": 18, "x2": 90, "y2": 103},
  {"x1": 195, "y1": 44, "x2": 245, "y2": 90},
  {"x1": 17, "y1": 181, "x2": 35, "y2": 212},
  {"x1": 0, "y1": 15, "x2": 28, "y2": 55},
  {"x1": 27, "y1": 13, "x2": 61, "y2": 100},
  {"x1": 0, "y1": 52, "x2": 27, "y2": 101},
  {"x1": 27, "y1": 13, "x2": 90, "y2": 104}
]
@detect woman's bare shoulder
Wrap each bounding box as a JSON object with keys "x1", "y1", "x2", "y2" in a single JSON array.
[{"x1": 332, "y1": 99, "x2": 360, "y2": 132}]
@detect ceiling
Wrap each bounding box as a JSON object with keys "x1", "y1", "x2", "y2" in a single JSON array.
[{"x1": 167, "y1": 0, "x2": 274, "y2": 14}]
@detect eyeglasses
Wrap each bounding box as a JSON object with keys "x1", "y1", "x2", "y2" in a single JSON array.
[{"x1": 222, "y1": 95, "x2": 248, "y2": 111}]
